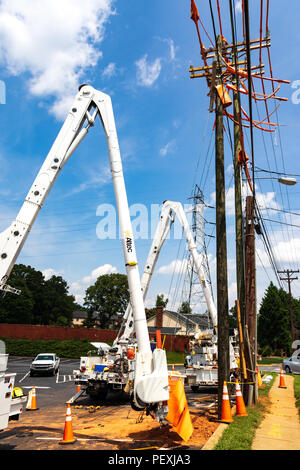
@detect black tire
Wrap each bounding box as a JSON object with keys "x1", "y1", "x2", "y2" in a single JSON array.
[
  {"x1": 191, "y1": 385, "x2": 199, "y2": 392},
  {"x1": 285, "y1": 366, "x2": 291, "y2": 374},
  {"x1": 30, "y1": 371, "x2": 34, "y2": 377}
]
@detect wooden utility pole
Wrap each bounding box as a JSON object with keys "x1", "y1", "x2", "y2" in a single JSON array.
[
  {"x1": 232, "y1": 62, "x2": 246, "y2": 332},
  {"x1": 215, "y1": 35, "x2": 230, "y2": 419},
  {"x1": 278, "y1": 269, "x2": 299, "y2": 344},
  {"x1": 189, "y1": 31, "x2": 270, "y2": 417},
  {"x1": 244, "y1": 195, "x2": 257, "y2": 403}
]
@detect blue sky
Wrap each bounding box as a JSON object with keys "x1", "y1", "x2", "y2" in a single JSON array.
[{"x1": 0, "y1": 0, "x2": 299, "y2": 313}]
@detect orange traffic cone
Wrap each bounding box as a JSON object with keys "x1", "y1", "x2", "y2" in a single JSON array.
[
  {"x1": 257, "y1": 367, "x2": 263, "y2": 388},
  {"x1": 76, "y1": 385, "x2": 81, "y2": 393},
  {"x1": 172, "y1": 364, "x2": 175, "y2": 372},
  {"x1": 235, "y1": 379, "x2": 248, "y2": 416},
  {"x1": 220, "y1": 381, "x2": 233, "y2": 423},
  {"x1": 279, "y1": 368, "x2": 287, "y2": 389},
  {"x1": 59, "y1": 403, "x2": 77, "y2": 445},
  {"x1": 26, "y1": 385, "x2": 39, "y2": 411}
]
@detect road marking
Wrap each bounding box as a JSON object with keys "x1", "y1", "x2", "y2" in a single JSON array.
[
  {"x1": 19, "y1": 372, "x2": 30, "y2": 383},
  {"x1": 55, "y1": 374, "x2": 75, "y2": 384},
  {"x1": 22, "y1": 386, "x2": 50, "y2": 389}
]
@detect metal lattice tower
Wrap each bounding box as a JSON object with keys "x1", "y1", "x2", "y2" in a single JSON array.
[{"x1": 181, "y1": 185, "x2": 214, "y2": 319}]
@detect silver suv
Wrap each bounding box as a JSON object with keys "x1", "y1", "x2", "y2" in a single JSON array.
[{"x1": 282, "y1": 355, "x2": 300, "y2": 374}]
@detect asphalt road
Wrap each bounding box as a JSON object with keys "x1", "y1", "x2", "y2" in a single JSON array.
[
  {"x1": 6, "y1": 357, "x2": 218, "y2": 408},
  {"x1": 7, "y1": 356, "x2": 280, "y2": 409}
]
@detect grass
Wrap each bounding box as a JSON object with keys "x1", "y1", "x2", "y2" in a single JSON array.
[
  {"x1": 214, "y1": 373, "x2": 277, "y2": 450},
  {"x1": 258, "y1": 357, "x2": 284, "y2": 365},
  {"x1": 294, "y1": 374, "x2": 300, "y2": 420},
  {"x1": 166, "y1": 350, "x2": 184, "y2": 364}
]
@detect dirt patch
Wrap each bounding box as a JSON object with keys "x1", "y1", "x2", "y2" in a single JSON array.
[{"x1": 1, "y1": 402, "x2": 220, "y2": 450}]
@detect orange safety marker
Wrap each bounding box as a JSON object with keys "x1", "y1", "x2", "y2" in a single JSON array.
[
  {"x1": 76, "y1": 385, "x2": 81, "y2": 393},
  {"x1": 279, "y1": 368, "x2": 287, "y2": 389},
  {"x1": 59, "y1": 403, "x2": 77, "y2": 445},
  {"x1": 156, "y1": 329, "x2": 162, "y2": 349},
  {"x1": 235, "y1": 379, "x2": 248, "y2": 417},
  {"x1": 257, "y1": 367, "x2": 263, "y2": 388},
  {"x1": 166, "y1": 377, "x2": 194, "y2": 441},
  {"x1": 220, "y1": 381, "x2": 233, "y2": 423},
  {"x1": 215, "y1": 84, "x2": 232, "y2": 108},
  {"x1": 26, "y1": 385, "x2": 39, "y2": 411}
]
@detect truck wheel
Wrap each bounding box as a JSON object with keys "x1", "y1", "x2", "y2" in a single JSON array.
[{"x1": 191, "y1": 385, "x2": 199, "y2": 392}]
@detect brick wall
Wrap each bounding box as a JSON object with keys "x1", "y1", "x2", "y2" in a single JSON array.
[{"x1": 0, "y1": 323, "x2": 190, "y2": 352}]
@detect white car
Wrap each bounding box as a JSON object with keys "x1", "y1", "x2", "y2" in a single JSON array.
[{"x1": 30, "y1": 353, "x2": 60, "y2": 377}]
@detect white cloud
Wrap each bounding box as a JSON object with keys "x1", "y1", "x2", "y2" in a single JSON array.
[
  {"x1": 209, "y1": 186, "x2": 280, "y2": 216},
  {"x1": 257, "y1": 237, "x2": 300, "y2": 267},
  {"x1": 102, "y1": 62, "x2": 116, "y2": 79},
  {"x1": 42, "y1": 268, "x2": 63, "y2": 280},
  {"x1": 235, "y1": 1, "x2": 242, "y2": 13},
  {"x1": 0, "y1": 0, "x2": 115, "y2": 120},
  {"x1": 157, "y1": 258, "x2": 188, "y2": 275},
  {"x1": 159, "y1": 140, "x2": 175, "y2": 157},
  {"x1": 135, "y1": 54, "x2": 162, "y2": 87},
  {"x1": 70, "y1": 263, "x2": 118, "y2": 304}
]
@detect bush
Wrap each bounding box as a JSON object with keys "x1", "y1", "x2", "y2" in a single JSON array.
[
  {"x1": 261, "y1": 345, "x2": 273, "y2": 357},
  {"x1": 0, "y1": 338, "x2": 98, "y2": 358}
]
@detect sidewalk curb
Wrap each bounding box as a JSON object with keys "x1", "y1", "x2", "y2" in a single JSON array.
[{"x1": 202, "y1": 406, "x2": 236, "y2": 450}]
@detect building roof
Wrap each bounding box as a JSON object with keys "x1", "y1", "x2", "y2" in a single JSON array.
[
  {"x1": 147, "y1": 309, "x2": 210, "y2": 329},
  {"x1": 72, "y1": 311, "x2": 97, "y2": 320},
  {"x1": 148, "y1": 326, "x2": 182, "y2": 335}
]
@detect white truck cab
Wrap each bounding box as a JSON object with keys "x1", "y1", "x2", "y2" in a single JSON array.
[{"x1": 30, "y1": 353, "x2": 60, "y2": 377}]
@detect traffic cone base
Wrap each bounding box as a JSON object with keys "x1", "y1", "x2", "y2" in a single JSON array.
[
  {"x1": 59, "y1": 403, "x2": 77, "y2": 445},
  {"x1": 220, "y1": 382, "x2": 233, "y2": 423}
]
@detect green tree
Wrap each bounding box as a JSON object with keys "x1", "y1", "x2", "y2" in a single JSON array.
[
  {"x1": 0, "y1": 278, "x2": 34, "y2": 324},
  {"x1": 178, "y1": 301, "x2": 192, "y2": 315},
  {"x1": 155, "y1": 294, "x2": 168, "y2": 308},
  {"x1": 83, "y1": 273, "x2": 130, "y2": 329},
  {"x1": 229, "y1": 305, "x2": 237, "y2": 329},
  {"x1": 43, "y1": 275, "x2": 75, "y2": 326},
  {"x1": 0, "y1": 264, "x2": 76, "y2": 326},
  {"x1": 258, "y1": 282, "x2": 291, "y2": 355}
]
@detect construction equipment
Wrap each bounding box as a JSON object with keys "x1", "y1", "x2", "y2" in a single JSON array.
[
  {"x1": 0, "y1": 85, "x2": 169, "y2": 422},
  {"x1": 0, "y1": 352, "x2": 27, "y2": 430},
  {"x1": 73, "y1": 198, "x2": 234, "y2": 405},
  {"x1": 120, "y1": 200, "x2": 238, "y2": 390}
]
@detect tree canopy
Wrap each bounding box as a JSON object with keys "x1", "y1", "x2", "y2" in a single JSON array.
[
  {"x1": 0, "y1": 264, "x2": 76, "y2": 326},
  {"x1": 258, "y1": 282, "x2": 300, "y2": 356},
  {"x1": 83, "y1": 273, "x2": 130, "y2": 329}
]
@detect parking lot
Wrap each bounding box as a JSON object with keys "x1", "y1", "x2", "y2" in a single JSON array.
[{"x1": 0, "y1": 357, "x2": 222, "y2": 451}]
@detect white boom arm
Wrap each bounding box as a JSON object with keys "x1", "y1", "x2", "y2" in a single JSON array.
[
  {"x1": 0, "y1": 85, "x2": 169, "y2": 412},
  {"x1": 116, "y1": 200, "x2": 217, "y2": 346}
]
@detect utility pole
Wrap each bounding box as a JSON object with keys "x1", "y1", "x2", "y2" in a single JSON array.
[
  {"x1": 244, "y1": 195, "x2": 257, "y2": 404},
  {"x1": 232, "y1": 59, "x2": 246, "y2": 332},
  {"x1": 215, "y1": 35, "x2": 230, "y2": 419},
  {"x1": 278, "y1": 269, "x2": 299, "y2": 344},
  {"x1": 189, "y1": 29, "x2": 269, "y2": 418}
]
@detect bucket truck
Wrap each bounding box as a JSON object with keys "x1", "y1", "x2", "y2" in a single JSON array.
[
  {"x1": 0, "y1": 85, "x2": 169, "y2": 422},
  {"x1": 73, "y1": 199, "x2": 238, "y2": 403}
]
